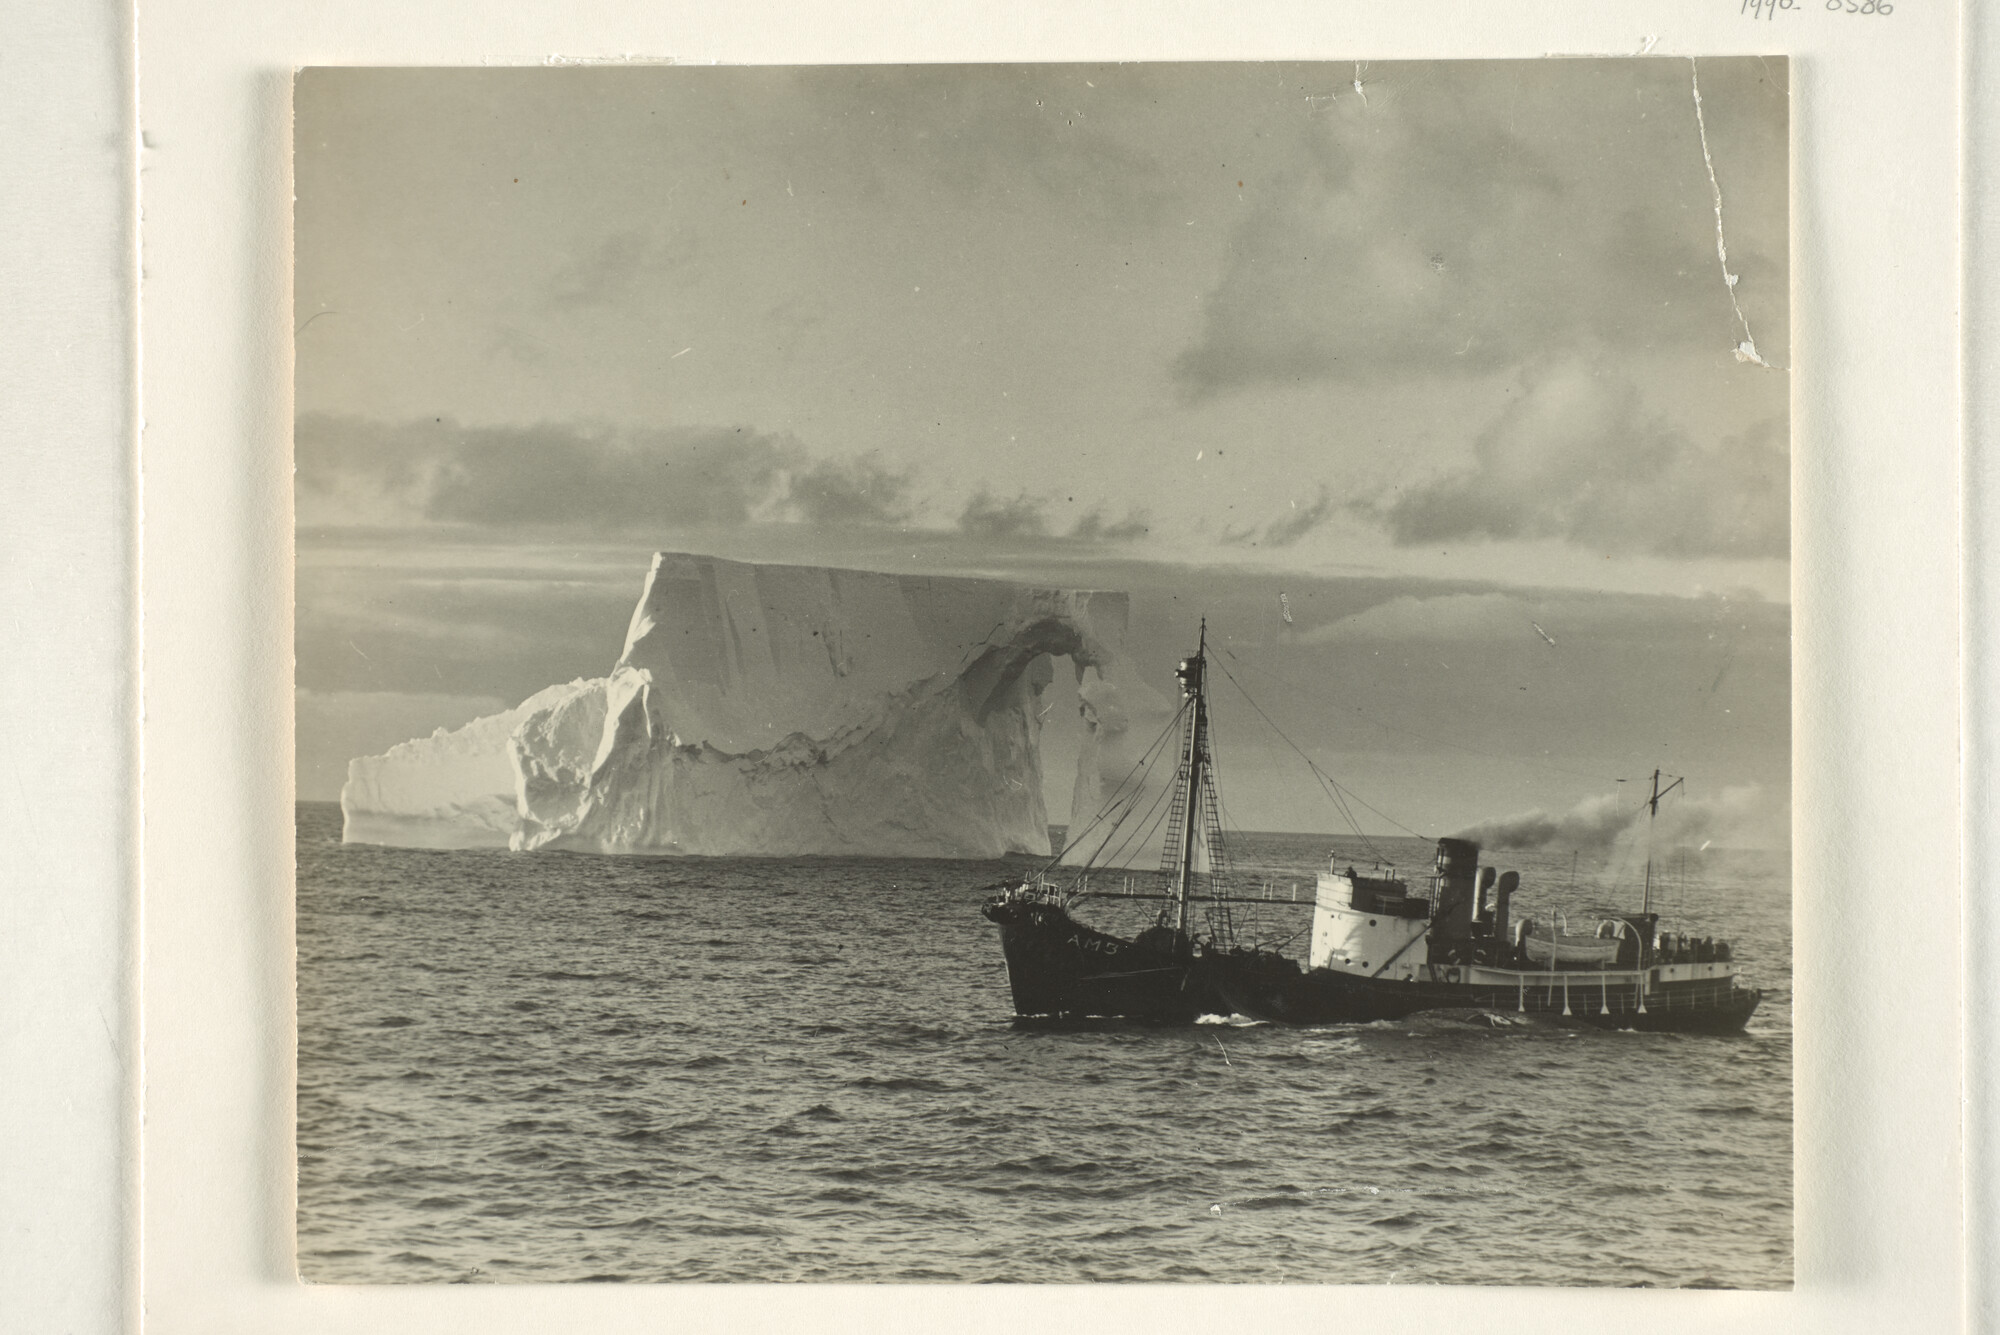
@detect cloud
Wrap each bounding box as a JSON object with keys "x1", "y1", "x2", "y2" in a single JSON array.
[
  {"x1": 425, "y1": 426, "x2": 788, "y2": 526},
  {"x1": 1452, "y1": 783, "x2": 1774, "y2": 854},
  {"x1": 782, "y1": 454, "x2": 915, "y2": 525},
  {"x1": 958, "y1": 489, "x2": 1050, "y2": 538},
  {"x1": 545, "y1": 230, "x2": 696, "y2": 310},
  {"x1": 295, "y1": 415, "x2": 917, "y2": 532},
  {"x1": 1263, "y1": 486, "x2": 1336, "y2": 547},
  {"x1": 1173, "y1": 58, "x2": 1788, "y2": 395},
  {"x1": 1357, "y1": 361, "x2": 1788, "y2": 559},
  {"x1": 300, "y1": 415, "x2": 1155, "y2": 548},
  {"x1": 957, "y1": 493, "x2": 1154, "y2": 545},
  {"x1": 1068, "y1": 507, "x2": 1152, "y2": 542},
  {"x1": 1212, "y1": 487, "x2": 1337, "y2": 549}
]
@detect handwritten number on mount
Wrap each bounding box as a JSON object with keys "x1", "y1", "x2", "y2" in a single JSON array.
[{"x1": 1740, "y1": 0, "x2": 1893, "y2": 15}]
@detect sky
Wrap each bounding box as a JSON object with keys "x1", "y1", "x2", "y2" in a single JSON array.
[{"x1": 293, "y1": 60, "x2": 1790, "y2": 847}]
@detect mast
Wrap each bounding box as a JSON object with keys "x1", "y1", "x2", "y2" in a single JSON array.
[
  {"x1": 1171, "y1": 619, "x2": 1210, "y2": 938},
  {"x1": 1640, "y1": 767, "x2": 1683, "y2": 915}
]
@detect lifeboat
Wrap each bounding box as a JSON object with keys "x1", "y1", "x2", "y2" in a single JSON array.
[{"x1": 1519, "y1": 914, "x2": 1620, "y2": 968}]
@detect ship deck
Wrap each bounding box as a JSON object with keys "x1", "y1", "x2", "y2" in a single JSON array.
[{"x1": 1426, "y1": 960, "x2": 1740, "y2": 988}]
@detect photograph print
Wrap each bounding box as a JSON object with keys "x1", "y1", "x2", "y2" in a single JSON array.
[{"x1": 293, "y1": 59, "x2": 1791, "y2": 1286}]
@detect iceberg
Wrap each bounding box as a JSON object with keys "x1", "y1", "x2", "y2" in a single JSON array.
[
  {"x1": 337, "y1": 679, "x2": 603, "y2": 850},
  {"x1": 338, "y1": 552, "x2": 1145, "y2": 858}
]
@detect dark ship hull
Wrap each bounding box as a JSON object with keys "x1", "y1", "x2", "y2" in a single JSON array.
[
  {"x1": 1209, "y1": 957, "x2": 1762, "y2": 1034},
  {"x1": 982, "y1": 896, "x2": 1218, "y2": 1022},
  {"x1": 985, "y1": 900, "x2": 1761, "y2": 1033}
]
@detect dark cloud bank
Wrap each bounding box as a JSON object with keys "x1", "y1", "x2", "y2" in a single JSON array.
[
  {"x1": 957, "y1": 489, "x2": 1152, "y2": 542},
  {"x1": 297, "y1": 414, "x2": 913, "y2": 530},
  {"x1": 299, "y1": 415, "x2": 1164, "y2": 549},
  {"x1": 1221, "y1": 486, "x2": 1337, "y2": 550}
]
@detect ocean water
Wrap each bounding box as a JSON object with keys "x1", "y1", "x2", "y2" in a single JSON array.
[{"x1": 295, "y1": 802, "x2": 1791, "y2": 1287}]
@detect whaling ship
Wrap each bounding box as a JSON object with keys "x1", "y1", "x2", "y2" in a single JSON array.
[{"x1": 981, "y1": 624, "x2": 1762, "y2": 1033}]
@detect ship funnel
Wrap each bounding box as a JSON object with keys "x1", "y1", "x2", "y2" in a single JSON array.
[
  {"x1": 1493, "y1": 870, "x2": 1519, "y2": 948},
  {"x1": 1434, "y1": 837, "x2": 1480, "y2": 937}
]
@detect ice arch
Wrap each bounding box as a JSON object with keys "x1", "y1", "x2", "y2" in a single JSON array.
[{"x1": 339, "y1": 552, "x2": 1146, "y2": 858}]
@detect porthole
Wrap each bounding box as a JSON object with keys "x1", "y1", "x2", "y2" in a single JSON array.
[{"x1": 1369, "y1": 919, "x2": 1378, "y2": 926}]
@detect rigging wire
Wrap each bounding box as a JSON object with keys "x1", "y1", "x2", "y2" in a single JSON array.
[
  {"x1": 1095, "y1": 697, "x2": 1190, "y2": 818},
  {"x1": 1215, "y1": 658, "x2": 1385, "y2": 855},
  {"x1": 1207, "y1": 654, "x2": 1428, "y2": 855},
  {"x1": 1199, "y1": 710, "x2": 1232, "y2": 871},
  {"x1": 1316, "y1": 775, "x2": 1408, "y2": 858},
  {"x1": 1213, "y1": 643, "x2": 1630, "y2": 788},
  {"x1": 1212, "y1": 779, "x2": 1245, "y2": 874},
  {"x1": 1669, "y1": 783, "x2": 1692, "y2": 928},
  {"x1": 1039, "y1": 694, "x2": 1191, "y2": 876},
  {"x1": 1209, "y1": 652, "x2": 1419, "y2": 841},
  {"x1": 1069, "y1": 768, "x2": 1173, "y2": 884},
  {"x1": 1088, "y1": 759, "x2": 1182, "y2": 876},
  {"x1": 1081, "y1": 754, "x2": 1169, "y2": 868}
]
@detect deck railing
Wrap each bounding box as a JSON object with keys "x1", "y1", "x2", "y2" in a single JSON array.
[{"x1": 1070, "y1": 876, "x2": 1315, "y2": 904}]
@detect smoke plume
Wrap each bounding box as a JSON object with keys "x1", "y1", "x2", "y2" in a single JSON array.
[{"x1": 1454, "y1": 784, "x2": 1771, "y2": 853}]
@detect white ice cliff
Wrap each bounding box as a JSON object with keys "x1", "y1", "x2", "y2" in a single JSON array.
[{"x1": 339, "y1": 552, "x2": 1142, "y2": 858}]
